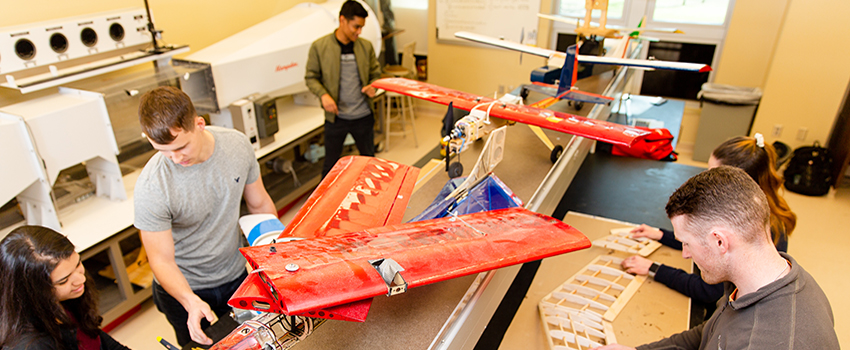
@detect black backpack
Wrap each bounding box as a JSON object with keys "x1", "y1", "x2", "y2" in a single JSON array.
[{"x1": 784, "y1": 141, "x2": 833, "y2": 196}]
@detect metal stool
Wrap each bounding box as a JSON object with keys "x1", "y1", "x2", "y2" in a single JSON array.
[{"x1": 384, "y1": 91, "x2": 418, "y2": 151}]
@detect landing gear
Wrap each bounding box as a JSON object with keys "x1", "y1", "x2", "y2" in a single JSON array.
[
  {"x1": 448, "y1": 162, "x2": 464, "y2": 178},
  {"x1": 520, "y1": 87, "x2": 529, "y2": 101},
  {"x1": 550, "y1": 145, "x2": 564, "y2": 163},
  {"x1": 567, "y1": 100, "x2": 584, "y2": 111}
]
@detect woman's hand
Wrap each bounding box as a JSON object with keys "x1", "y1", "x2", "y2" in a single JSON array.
[{"x1": 629, "y1": 224, "x2": 663, "y2": 240}]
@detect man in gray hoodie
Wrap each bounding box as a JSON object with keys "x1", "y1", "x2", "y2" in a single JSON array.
[{"x1": 592, "y1": 166, "x2": 838, "y2": 350}]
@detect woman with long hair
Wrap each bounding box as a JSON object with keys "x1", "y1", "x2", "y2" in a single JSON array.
[
  {"x1": 0, "y1": 225, "x2": 131, "y2": 350},
  {"x1": 621, "y1": 133, "x2": 797, "y2": 304}
]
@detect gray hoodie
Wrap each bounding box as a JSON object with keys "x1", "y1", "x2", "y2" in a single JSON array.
[{"x1": 637, "y1": 253, "x2": 839, "y2": 350}]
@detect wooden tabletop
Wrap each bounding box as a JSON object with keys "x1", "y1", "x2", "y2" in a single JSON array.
[{"x1": 499, "y1": 212, "x2": 692, "y2": 349}]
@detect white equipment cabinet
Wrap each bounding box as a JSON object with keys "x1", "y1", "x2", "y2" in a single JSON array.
[
  {"x1": 0, "y1": 88, "x2": 127, "y2": 249},
  {"x1": 0, "y1": 8, "x2": 151, "y2": 75},
  {"x1": 186, "y1": 0, "x2": 381, "y2": 110},
  {"x1": 0, "y1": 115, "x2": 58, "y2": 230},
  {"x1": 185, "y1": 0, "x2": 381, "y2": 158}
]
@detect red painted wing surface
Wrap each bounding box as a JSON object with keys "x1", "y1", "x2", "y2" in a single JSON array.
[
  {"x1": 279, "y1": 155, "x2": 419, "y2": 239},
  {"x1": 372, "y1": 78, "x2": 651, "y2": 147},
  {"x1": 233, "y1": 207, "x2": 590, "y2": 318},
  {"x1": 229, "y1": 156, "x2": 419, "y2": 322}
]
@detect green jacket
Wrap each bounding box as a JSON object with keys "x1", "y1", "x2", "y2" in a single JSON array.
[{"x1": 304, "y1": 31, "x2": 382, "y2": 123}]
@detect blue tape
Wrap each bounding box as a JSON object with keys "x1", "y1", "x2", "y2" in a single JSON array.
[{"x1": 247, "y1": 219, "x2": 286, "y2": 246}]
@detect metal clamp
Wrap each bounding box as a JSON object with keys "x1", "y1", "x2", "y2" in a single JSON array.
[{"x1": 369, "y1": 258, "x2": 408, "y2": 296}]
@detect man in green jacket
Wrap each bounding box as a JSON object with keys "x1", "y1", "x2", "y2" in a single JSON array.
[{"x1": 305, "y1": 0, "x2": 382, "y2": 177}]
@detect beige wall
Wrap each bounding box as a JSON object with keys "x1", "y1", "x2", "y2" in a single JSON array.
[
  {"x1": 426, "y1": 0, "x2": 552, "y2": 96},
  {"x1": 749, "y1": 0, "x2": 850, "y2": 149},
  {"x1": 713, "y1": 0, "x2": 789, "y2": 88}
]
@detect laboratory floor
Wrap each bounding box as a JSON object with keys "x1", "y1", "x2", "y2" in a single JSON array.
[{"x1": 108, "y1": 100, "x2": 849, "y2": 349}]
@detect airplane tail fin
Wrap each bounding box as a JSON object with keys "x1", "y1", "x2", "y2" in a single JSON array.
[
  {"x1": 556, "y1": 44, "x2": 579, "y2": 97},
  {"x1": 442, "y1": 102, "x2": 455, "y2": 138}
]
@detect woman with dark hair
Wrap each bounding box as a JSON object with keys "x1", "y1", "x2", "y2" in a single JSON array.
[
  {"x1": 620, "y1": 133, "x2": 797, "y2": 304},
  {"x1": 0, "y1": 225, "x2": 131, "y2": 350}
]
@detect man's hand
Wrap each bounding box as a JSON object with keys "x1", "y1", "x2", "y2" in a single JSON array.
[
  {"x1": 588, "y1": 344, "x2": 636, "y2": 350},
  {"x1": 622, "y1": 255, "x2": 654, "y2": 276},
  {"x1": 321, "y1": 94, "x2": 338, "y2": 115},
  {"x1": 185, "y1": 295, "x2": 217, "y2": 345},
  {"x1": 361, "y1": 84, "x2": 377, "y2": 98},
  {"x1": 630, "y1": 224, "x2": 663, "y2": 240}
]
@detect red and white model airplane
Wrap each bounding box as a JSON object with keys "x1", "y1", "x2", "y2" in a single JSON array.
[
  {"x1": 453, "y1": 31, "x2": 710, "y2": 110},
  {"x1": 210, "y1": 155, "x2": 592, "y2": 349},
  {"x1": 371, "y1": 77, "x2": 654, "y2": 176}
]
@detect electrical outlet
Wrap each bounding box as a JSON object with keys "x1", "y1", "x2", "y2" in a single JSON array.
[
  {"x1": 772, "y1": 124, "x2": 783, "y2": 137},
  {"x1": 796, "y1": 128, "x2": 808, "y2": 141}
]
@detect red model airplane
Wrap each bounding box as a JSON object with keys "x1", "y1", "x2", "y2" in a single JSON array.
[
  {"x1": 372, "y1": 77, "x2": 653, "y2": 176},
  {"x1": 224, "y1": 156, "x2": 591, "y2": 327},
  {"x1": 372, "y1": 77, "x2": 649, "y2": 148}
]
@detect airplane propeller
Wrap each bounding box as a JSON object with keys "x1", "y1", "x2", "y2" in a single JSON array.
[{"x1": 441, "y1": 102, "x2": 463, "y2": 178}]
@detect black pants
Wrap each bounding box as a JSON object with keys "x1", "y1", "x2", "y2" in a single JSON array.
[
  {"x1": 152, "y1": 270, "x2": 248, "y2": 346},
  {"x1": 323, "y1": 113, "x2": 375, "y2": 177}
]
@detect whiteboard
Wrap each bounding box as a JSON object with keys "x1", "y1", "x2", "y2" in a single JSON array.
[{"x1": 436, "y1": 0, "x2": 540, "y2": 45}]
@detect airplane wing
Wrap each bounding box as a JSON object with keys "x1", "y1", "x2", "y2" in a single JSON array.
[
  {"x1": 372, "y1": 78, "x2": 650, "y2": 147},
  {"x1": 455, "y1": 31, "x2": 552, "y2": 58},
  {"x1": 232, "y1": 207, "x2": 591, "y2": 318},
  {"x1": 278, "y1": 156, "x2": 420, "y2": 239},
  {"x1": 454, "y1": 31, "x2": 711, "y2": 73},
  {"x1": 230, "y1": 156, "x2": 419, "y2": 322},
  {"x1": 577, "y1": 55, "x2": 711, "y2": 72}
]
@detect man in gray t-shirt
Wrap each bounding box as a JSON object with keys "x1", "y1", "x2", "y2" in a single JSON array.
[{"x1": 134, "y1": 86, "x2": 276, "y2": 346}]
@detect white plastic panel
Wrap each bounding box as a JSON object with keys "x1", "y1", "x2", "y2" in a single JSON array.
[
  {"x1": 0, "y1": 115, "x2": 43, "y2": 206},
  {"x1": 0, "y1": 88, "x2": 121, "y2": 190},
  {"x1": 0, "y1": 8, "x2": 150, "y2": 75},
  {"x1": 187, "y1": 0, "x2": 382, "y2": 108}
]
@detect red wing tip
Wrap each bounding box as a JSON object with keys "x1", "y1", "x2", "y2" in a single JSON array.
[{"x1": 699, "y1": 65, "x2": 713, "y2": 73}]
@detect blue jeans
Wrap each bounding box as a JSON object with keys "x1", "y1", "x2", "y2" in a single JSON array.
[
  {"x1": 152, "y1": 270, "x2": 248, "y2": 346},
  {"x1": 323, "y1": 113, "x2": 375, "y2": 177}
]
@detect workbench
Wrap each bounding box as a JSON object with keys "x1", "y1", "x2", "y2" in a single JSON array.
[{"x1": 499, "y1": 212, "x2": 692, "y2": 349}]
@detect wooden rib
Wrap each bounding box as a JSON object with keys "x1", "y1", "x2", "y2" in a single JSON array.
[
  {"x1": 602, "y1": 322, "x2": 617, "y2": 345},
  {"x1": 541, "y1": 302, "x2": 605, "y2": 324},
  {"x1": 637, "y1": 239, "x2": 663, "y2": 257},
  {"x1": 592, "y1": 227, "x2": 663, "y2": 257},
  {"x1": 574, "y1": 275, "x2": 626, "y2": 291},
  {"x1": 540, "y1": 255, "x2": 650, "y2": 349},
  {"x1": 541, "y1": 303, "x2": 609, "y2": 350},
  {"x1": 559, "y1": 284, "x2": 617, "y2": 302},
  {"x1": 539, "y1": 305, "x2": 561, "y2": 350},
  {"x1": 553, "y1": 292, "x2": 609, "y2": 312},
  {"x1": 586, "y1": 264, "x2": 634, "y2": 279},
  {"x1": 602, "y1": 274, "x2": 647, "y2": 322},
  {"x1": 542, "y1": 304, "x2": 603, "y2": 325}
]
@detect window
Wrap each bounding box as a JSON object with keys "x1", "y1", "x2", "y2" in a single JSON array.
[
  {"x1": 558, "y1": 0, "x2": 625, "y2": 20},
  {"x1": 551, "y1": 0, "x2": 736, "y2": 86},
  {"x1": 651, "y1": 0, "x2": 731, "y2": 26},
  {"x1": 393, "y1": 0, "x2": 427, "y2": 10}
]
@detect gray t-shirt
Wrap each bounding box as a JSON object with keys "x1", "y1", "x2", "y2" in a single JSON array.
[
  {"x1": 134, "y1": 126, "x2": 260, "y2": 289},
  {"x1": 337, "y1": 52, "x2": 371, "y2": 120}
]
